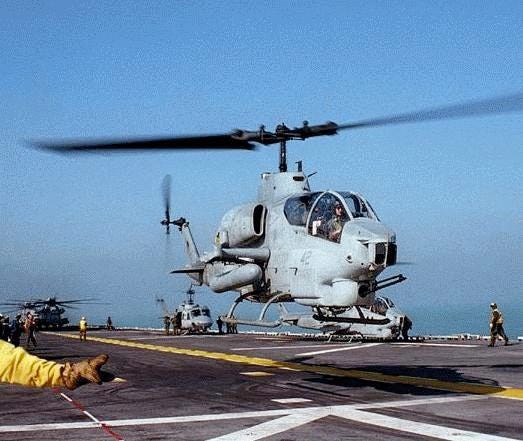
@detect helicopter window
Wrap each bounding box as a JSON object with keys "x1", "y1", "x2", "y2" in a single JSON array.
[
  {"x1": 370, "y1": 297, "x2": 388, "y2": 315},
  {"x1": 192, "y1": 309, "x2": 201, "y2": 317},
  {"x1": 308, "y1": 193, "x2": 347, "y2": 243},
  {"x1": 365, "y1": 199, "x2": 380, "y2": 221},
  {"x1": 382, "y1": 297, "x2": 395, "y2": 308},
  {"x1": 339, "y1": 192, "x2": 376, "y2": 219},
  {"x1": 202, "y1": 308, "x2": 210, "y2": 316},
  {"x1": 284, "y1": 193, "x2": 320, "y2": 226}
]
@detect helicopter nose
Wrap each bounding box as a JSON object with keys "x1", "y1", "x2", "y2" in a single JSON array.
[
  {"x1": 342, "y1": 219, "x2": 397, "y2": 266},
  {"x1": 343, "y1": 218, "x2": 394, "y2": 243}
]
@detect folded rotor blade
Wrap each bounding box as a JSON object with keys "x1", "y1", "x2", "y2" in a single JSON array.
[
  {"x1": 34, "y1": 134, "x2": 256, "y2": 153},
  {"x1": 53, "y1": 298, "x2": 100, "y2": 304},
  {"x1": 337, "y1": 92, "x2": 523, "y2": 131}
]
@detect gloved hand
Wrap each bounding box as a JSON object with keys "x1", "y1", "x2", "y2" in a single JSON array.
[{"x1": 61, "y1": 354, "x2": 109, "y2": 390}]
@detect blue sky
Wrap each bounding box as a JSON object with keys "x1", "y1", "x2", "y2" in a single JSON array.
[{"x1": 1, "y1": 1, "x2": 522, "y2": 333}]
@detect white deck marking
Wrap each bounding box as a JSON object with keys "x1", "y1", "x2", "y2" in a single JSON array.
[
  {"x1": 392, "y1": 343, "x2": 478, "y2": 348},
  {"x1": 60, "y1": 392, "x2": 101, "y2": 424},
  {"x1": 233, "y1": 343, "x2": 353, "y2": 351},
  {"x1": 207, "y1": 410, "x2": 328, "y2": 441},
  {"x1": 113, "y1": 335, "x2": 215, "y2": 341},
  {"x1": 296, "y1": 342, "x2": 382, "y2": 356},
  {"x1": 59, "y1": 392, "x2": 73, "y2": 402},
  {"x1": 330, "y1": 407, "x2": 518, "y2": 441},
  {"x1": 271, "y1": 398, "x2": 312, "y2": 404},
  {"x1": 0, "y1": 395, "x2": 484, "y2": 433},
  {"x1": 254, "y1": 337, "x2": 288, "y2": 341}
]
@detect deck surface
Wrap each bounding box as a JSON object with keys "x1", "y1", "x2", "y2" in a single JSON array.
[{"x1": 1, "y1": 330, "x2": 521, "y2": 440}]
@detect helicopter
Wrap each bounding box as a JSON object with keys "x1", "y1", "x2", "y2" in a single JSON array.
[
  {"x1": 39, "y1": 93, "x2": 523, "y2": 328},
  {"x1": 0, "y1": 297, "x2": 100, "y2": 330},
  {"x1": 156, "y1": 284, "x2": 213, "y2": 334}
]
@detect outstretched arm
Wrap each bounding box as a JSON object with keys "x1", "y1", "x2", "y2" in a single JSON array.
[{"x1": 0, "y1": 340, "x2": 107, "y2": 389}]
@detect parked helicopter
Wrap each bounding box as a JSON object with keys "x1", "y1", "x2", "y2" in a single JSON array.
[
  {"x1": 156, "y1": 284, "x2": 213, "y2": 334},
  {"x1": 39, "y1": 93, "x2": 523, "y2": 328},
  {"x1": 0, "y1": 297, "x2": 100, "y2": 330}
]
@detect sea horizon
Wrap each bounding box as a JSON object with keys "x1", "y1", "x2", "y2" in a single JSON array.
[{"x1": 112, "y1": 302, "x2": 523, "y2": 340}]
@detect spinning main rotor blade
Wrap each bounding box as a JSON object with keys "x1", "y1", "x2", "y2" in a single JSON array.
[
  {"x1": 35, "y1": 134, "x2": 256, "y2": 153},
  {"x1": 33, "y1": 92, "x2": 523, "y2": 153},
  {"x1": 337, "y1": 92, "x2": 523, "y2": 130}
]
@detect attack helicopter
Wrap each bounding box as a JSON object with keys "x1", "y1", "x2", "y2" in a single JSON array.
[
  {"x1": 155, "y1": 284, "x2": 213, "y2": 334},
  {"x1": 39, "y1": 93, "x2": 523, "y2": 329},
  {"x1": 0, "y1": 297, "x2": 100, "y2": 330}
]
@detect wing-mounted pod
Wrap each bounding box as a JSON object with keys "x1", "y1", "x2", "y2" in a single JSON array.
[{"x1": 216, "y1": 203, "x2": 267, "y2": 248}]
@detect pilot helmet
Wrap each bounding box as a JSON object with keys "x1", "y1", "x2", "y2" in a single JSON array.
[
  {"x1": 490, "y1": 302, "x2": 497, "y2": 308},
  {"x1": 81, "y1": 316, "x2": 85, "y2": 320}
]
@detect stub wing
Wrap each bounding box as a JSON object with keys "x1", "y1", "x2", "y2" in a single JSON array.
[{"x1": 170, "y1": 266, "x2": 204, "y2": 274}]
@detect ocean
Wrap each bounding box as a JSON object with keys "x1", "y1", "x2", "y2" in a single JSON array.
[
  {"x1": 117, "y1": 302, "x2": 523, "y2": 339},
  {"x1": 403, "y1": 303, "x2": 523, "y2": 338}
]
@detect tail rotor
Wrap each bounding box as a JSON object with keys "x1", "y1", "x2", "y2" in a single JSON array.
[{"x1": 161, "y1": 174, "x2": 173, "y2": 234}]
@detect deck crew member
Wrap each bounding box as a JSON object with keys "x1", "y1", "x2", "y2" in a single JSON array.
[
  {"x1": 489, "y1": 303, "x2": 509, "y2": 346},
  {"x1": 10, "y1": 314, "x2": 23, "y2": 347},
  {"x1": 79, "y1": 316, "x2": 88, "y2": 341},
  {"x1": 25, "y1": 313, "x2": 38, "y2": 348},
  {"x1": 1, "y1": 315, "x2": 11, "y2": 342},
  {"x1": 0, "y1": 339, "x2": 108, "y2": 389},
  {"x1": 163, "y1": 315, "x2": 171, "y2": 335}
]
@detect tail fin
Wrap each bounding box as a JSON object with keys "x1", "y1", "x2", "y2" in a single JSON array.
[{"x1": 178, "y1": 221, "x2": 200, "y2": 266}]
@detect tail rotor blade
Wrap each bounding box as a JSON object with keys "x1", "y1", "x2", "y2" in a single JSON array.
[{"x1": 161, "y1": 174, "x2": 172, "y2": 234}]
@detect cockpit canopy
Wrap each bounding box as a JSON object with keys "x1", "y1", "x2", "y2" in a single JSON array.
[
  {"x1": 189, "y1": 306, "x2": 211, "y2": 318},
  {"x1": 284, "y1": 191, "x2": 380, "y2": 243}
]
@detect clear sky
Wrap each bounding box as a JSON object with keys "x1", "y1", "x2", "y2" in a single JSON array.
[{"x1": 1, "y1": 1, "x2": 522, "y2": 334}]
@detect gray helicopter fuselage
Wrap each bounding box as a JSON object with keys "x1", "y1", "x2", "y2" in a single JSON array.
[
  {"x1": 179, "y1": 169, "x2": 398, "y2": 310},
  {"x1": 266, "y1": 197, "x2": 394, "y2": 307}
]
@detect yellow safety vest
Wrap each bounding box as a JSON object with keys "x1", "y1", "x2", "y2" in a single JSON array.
[{"x1": 491, "y1": 309, "x2": 504, "y2": 325}]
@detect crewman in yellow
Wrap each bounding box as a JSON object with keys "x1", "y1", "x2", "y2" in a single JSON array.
[
  {"x1": 489, "y1": 302, "x2": 509, "y2": 346},
  {"x1": 79, "y1": 316, "x2": 87, "y2": 341},
  {"x1": 0, "y1": 339, "x2": 108, "y2": 389}
]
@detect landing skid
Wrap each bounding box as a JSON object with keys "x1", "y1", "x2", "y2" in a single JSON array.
[{"x1": 220, "y1": 292, "x2": 289, "y2": 328}]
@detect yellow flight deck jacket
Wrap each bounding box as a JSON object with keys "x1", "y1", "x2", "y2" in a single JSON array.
[{"x1": 0, "y1": 339, "x2": 63, "y2": 388}]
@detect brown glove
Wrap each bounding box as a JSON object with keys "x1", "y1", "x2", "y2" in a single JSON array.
[{"x1": 61, "y1": 354, "x2": 109, "y2": 390}]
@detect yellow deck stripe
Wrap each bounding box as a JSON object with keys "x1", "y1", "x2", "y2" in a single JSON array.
[{"x1": 57, "y1": 333, "x2": 523, "y2": 401}]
